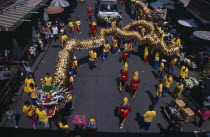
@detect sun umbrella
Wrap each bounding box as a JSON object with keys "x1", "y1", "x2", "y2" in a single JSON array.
[
  {"x1": 178, "y1": 20, "x2": 198, "y2": 28},
  {"x1": 50, "y1": 0, "x2": 70, "y2": 7},
  {"x1": 46, "y1": 6, "x2": 64, "y2": 14},
  {"x1": 193, "y1": 31, "x2": 210, "y2": 41}
]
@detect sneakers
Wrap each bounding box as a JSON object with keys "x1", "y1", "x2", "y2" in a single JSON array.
[{"x1": 120, "y1": 124, "x2": 123, "y2": 129}]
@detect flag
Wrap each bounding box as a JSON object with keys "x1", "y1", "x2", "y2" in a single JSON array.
[{"x1": 22, "y1": 61, "x2": 32, "y2": 72}]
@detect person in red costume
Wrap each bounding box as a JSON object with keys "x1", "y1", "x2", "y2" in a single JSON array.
[
  {"x1": 122, "y1": 44, "x2": 129, "y2": 63},
  {"x1": 120, "y1": 0, "x2": 125, "y2": 7},
  {"x1": 89, "y1": 22, "x2": 97, "y2": 38},
  {"x1": 87, "y1": 7, "x2": 93, "y2": 22},
  {"x1": 118, "y1": 97, "x2": 132, "y2": 129},
  {"x1": 119, "y1": 62, "x2": 128, "y2": 91},
  {"x1": 130, "y1": 71, "x2": 141, "y2": 98}
]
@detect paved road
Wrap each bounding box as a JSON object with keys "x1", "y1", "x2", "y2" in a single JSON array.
[{"x1": 2, "y1": 0, "x2": 209, "y2": 134}]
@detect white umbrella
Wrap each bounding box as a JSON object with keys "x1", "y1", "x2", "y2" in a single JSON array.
[
  {"x1": 193, "y1": 31, "x2": 210, "y2": 41},
  {"x1": 50, "y1": 0, "x2": 69, "y2": 7},
  {"x1": 178, "y1": 19, "x2": 198, "y2": 28}
]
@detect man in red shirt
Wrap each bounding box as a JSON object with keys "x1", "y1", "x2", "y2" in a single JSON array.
[{"x1": 87, "y1": 7, "x2": 93, "y2": 22}]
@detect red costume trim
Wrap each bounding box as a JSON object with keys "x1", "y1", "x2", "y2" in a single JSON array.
[
  {"x1": 120, "y1": 69, "x2": 128, "y2": 81},
  {"x1": 118, "y1": 103, "x2": 132, "y2": 118},
  {"x1": 130, "y1": 79, "x2": 141, "y2": 90},
  {"x1": 122, "y1": 50, "x2": 129, "y2": 59}
]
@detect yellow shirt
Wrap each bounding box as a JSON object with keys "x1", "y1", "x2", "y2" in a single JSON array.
[
  {"x1": 144, "y1": 46, "x2": 149, "y2": 58},
  {"x1": 89, "y1": 51, "x2": 97, "y2": 61},
  {"x1": 163, "y1": 76, "x2": 173, "y2": 88},
  {"x1": 72, "y1": 60, "x2": 78, "y2": 67},
  {"x1": 156, "y1": 83, "x2": 163, "y2": 97},
  {"x1": 141, "y1": 28, "x2": 146, "y2": 36},
  {"x1": 180, "y1": 66, "x2": 188, "y2": 79},
  {"x1": 44, "y1": 77, "x2": 53, "y2": 86},
  {"x1": 29, "y1": 88, "x2": 38, "y2": 99},
  {"x1": 170, "y1": 58, "x2": 177, "y2": 66},
  {"x1": 58, "y1": 122, "x2": 69, "y2": 134},
  {"x1": 104, "y1": 17, "x2": 108, "y2": 22},
  {"x1": 61, "y1": 35, "x2": 68, "y2": 43},
  {"x1": 155, "y1": 52, "x2": 160, "y2": 61},
  {"x1": 25, "y1": 78, "x2": 35, "y2": 87},
  {"x1": 75, "y1": 21, "x2": 81, "y2": 26},
  {"x1": 69, "y1": 76, "x2": 74, "y2": 83},
  {"x1": 35, "y1": 109, "x2": 48, "y2": 122},
  {"x1": 159, "y1": 62, "x2": 164, "y2": 71},
  {"x1": 161, "y1": 33, "x2": 165, "y2": 40},
  {"x1": 103, "y1": 43, "x2": 110, "y2": 52},
  {"x1": 111, "y1": 21, "x2": 116, "y2": 27},
  {"x1": 175, "y1": 83, "x2": 184, "y2": 92},
  {"x1": 143, "y1": 111, "x2": 156, "y2": 122},
  {"x1": 157, "y1": 27, "x2": 161, "y2": 33},
  {"x1": 23, "y1": 105, "x2": 35, "y2": 116},
  {"x1": 69, "y1": 22, "x2": 74, "y2": 27}
]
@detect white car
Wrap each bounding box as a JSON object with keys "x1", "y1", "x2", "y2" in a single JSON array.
[{"x1": 95, "y1": 0, "x2": 121, "y2": 23}]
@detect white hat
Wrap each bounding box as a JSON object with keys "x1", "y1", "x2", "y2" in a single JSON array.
[
  {"x1": 73, "y1": 56, "x2": 76, "y2": 59},
  {"x1": 161, "y1": 59, "x2": 166, "y2": 62}
]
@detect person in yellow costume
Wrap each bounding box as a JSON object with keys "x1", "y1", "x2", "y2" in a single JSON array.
[
  {"x1": 70, "y1": 56, "x2": 78, "y2": 76},
  {"x1": 69, "y1": 20, "x2": 74, "y2": 33},
  {"x1": 89, "y1": 49, "x2": 97, "y2": 70},
  {"x1": 171, "y1": 37, "x2": 181, "y2": 46},
  {"x1": 102, "y1": 41, "x2": 111, "y2": 62},
  {"x1": 153, "y1": 80, "x2": 163, "y2": 105},
  {"x1": 140, "y1": 105, "x2": 156, "y2": 131},
  {"x1": 60, "y1": 34, "x2": 68, "y2": 48},
  {"x1": 35, "y1": 106, "x2": 49, "y2": 128},
  {"x1": 154, "y1": 52, "x2": 160, "y2": 69},
  {"x1": 158, "y1": 59, "x2": 166, "y2": 79},
  {"x1": 144, "y1": 46, "x2": 149, "y2": 62},
  {"x1": 112, "y1": 37, "x2": 120, "y2": 54},
  {"x1": 111, "y1": 19, "x2": 117, "y2": 27},
  {"x1": 41, "y1": 73, "x2": 53, "y2": 86},
  {"x1": 29, "y1": 83, "x2": 38, "y2": 107},
  {"x1": 23, "y1": 100, "x2": 36, "y2": 128},
  {"x1": 162, "y1": 74, "x2": 173, "y2": 98},
  {"x1": 104, "y1": 16, "x2": 110, "y2": 28},
  {"x1": 75, "y1": 18, "x2": 82, "y2": 33},
  {"x1": 160, "y1": 33, "x2": 165, "y2": 41},
  {"x1": 24, "y1": 76, "x2": 35, "y2": 92},
  {"x1": 58, "y1": 119, "x2": 69, "y2": 135},
  {"x1": 173, "y1": 82, "x2": 184, "y2": 99},
  {"x1": 169, "y1": 58, "x2": 177, "y2": 75},
  {"x1": 141, "y1": 27, "x2": 146, "y2": 36},
  {"x1": 180, "y1": 65, "x2": 188, "y2": 81}
]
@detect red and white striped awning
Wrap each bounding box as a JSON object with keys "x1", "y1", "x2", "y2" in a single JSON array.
[{"x1": 50, "y1": 0, "x2": 69, "y2": 7}]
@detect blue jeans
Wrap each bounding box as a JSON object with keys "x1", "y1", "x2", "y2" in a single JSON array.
[
  {"x1": 140, "y1": 121, "x2": 151, "y2": 131},
  {"x1": 102, "y1": 52, "x2": 108, "y2": 61},
  {"x1": 153, "y1": 96, "x2": 159, "y2": 105},
  {"x1": 8, "y1": 117, "x2": 16, "y2": 126},
  {"x1": 70, "y1": 69, "x2": 77, "y2": 76},
  {"x1": 112, "y1": 47, "x2": 118, "y2": 54},
  {"x1": 31, "y1": 98, "x2": 37, "y2": 107},
  {"x1": 89, "y1": 61, "x2": 95, "y2": 70},
  {"x1": 154, "y1": 61, "x2": 160, "y2": 69},
  {"x1": 162, "y1": 86, "x2": 169, "y2": 97}
]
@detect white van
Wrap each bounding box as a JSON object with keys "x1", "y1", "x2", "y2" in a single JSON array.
[{"x1": 95, "y1": 0, "x2": 121, "y2": 23}]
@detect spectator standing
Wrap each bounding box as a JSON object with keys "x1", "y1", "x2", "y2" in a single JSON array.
[
  {"x1": 196, "y1": 106, "x2": 210, "y2": 129},
  {"x1": 52, "y1": 25, "x2": 59, "y2": 41},
  {"x1": 6, "y1": 108, "x2": 18, "y2": 128},
  {"x1": 140, "y1": 105, "x2": 156, "y2": 131}
]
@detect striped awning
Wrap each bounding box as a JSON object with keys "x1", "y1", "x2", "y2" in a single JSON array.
[{"x1": 0, "y1": 0, "x2": 47, "y2": 32}]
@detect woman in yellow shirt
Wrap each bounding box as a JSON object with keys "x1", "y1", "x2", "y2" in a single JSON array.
[
  {"x1": 35, "y1": 106, "x2": 49, "y2": 128},
  {"x1": 69, "y1": 20, "x2": 74, "y2": 33},
  {"x1": 23, "y1": 100, "x2": 36, "y2": 128},
  {"x1": 24, "y1": 76, "x2": 35, "y2": 92},
  {"x1": 75, "y1": 18, "x2": 81, "y2": 33},
  {"x1": 29, "y1": 83, "x2": 38, "y2": 107}
]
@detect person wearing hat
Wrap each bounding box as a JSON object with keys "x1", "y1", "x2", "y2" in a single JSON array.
[
  {"x1": 144, "y1": 46, "x2": 149, "y2": 62},
  {"x1": 129, "y1": 71, "x2": 141, "y2": 98},
  {"x1": 121, "y1": 43, "x2": 129, "y2": 63},
  {"x1": 112, "y1": 37, "x2": 120, "y2": 54},
  {"x1": 70, "y1": 56, "x2": 78, "y2": 76},
  {"x1": 89, "y1": 22, "x2": 98, "y2": 38},
  {"x1": 69, "y1": 20, "x2": 74, "y2": 34},
  {"x1": 89, "y1": 50, "x2": 97, "y2": 70},
  {"x1": 180, "y1": 65, "x2": 188, "y2": 81},
  {"x1": 102, "y1": 41, "x2": 111, "y2": 62},
  {"x1": 140, "y1": 105, "x2": 156, "y2": 131},
  {"x1": 85, "y1": 118, "x2": 97, "y2": 136},
  {"x1": 162, "y1": 74, "x2": 173, "y2": 98},
  {"x1": 75, "y1": 18, "x2": 82, "y2": 34},
  {"x1": 154, "y1": 52, "x2": 160, "y2": 69},
  {"x1": 173, "y1": 82, "x2": 184, "y2": 99},
  {"x1": 169, "y1": 58, "x2": 177, "y2": 75},
  {"x1": 153, "y1": 80, "x2": 163, "y2": 105},
  {"x1": 158, "y1": 59, "x2": 166, "y2": 79},
  {"x1": 118, "y1": 97, "x2": 132, "y2": 129},
  {"x1": 119, "y1": 62, "x2": 129, "y2": 91},
  {"x1": 24, "y1": 75, "x2": 35, "y2": 92}
]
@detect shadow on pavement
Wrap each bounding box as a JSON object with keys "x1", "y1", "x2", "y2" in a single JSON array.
[
  {"x1": 135, "y1": 112, "x2": 143, "y2": 128},
  {"x1": 146, "y1": 90, "x2": 155, "y2": 104}
]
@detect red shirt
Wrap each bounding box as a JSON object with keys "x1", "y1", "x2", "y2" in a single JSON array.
[
  {"x1": 120, "y1": 0, "x2": 125, "y2": 4},
  {"x1": 120, "y1": 69, "x2": 128, "y2": 81},
  {"x1": 122, "y1": 49, "x2": 129, "y2": 59},
  {"x1": 118, "y1": 103, "x2": 132, "y2": 118},
  {"x1": 90, "y1": 25, "x2": 97, "y2": 33},
  {"x1": 87, "y1": 8, "x2": 93, "y2": 17},
  {"x1": 130, "y1": 78, "x2": 141, "y2": 90}
]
